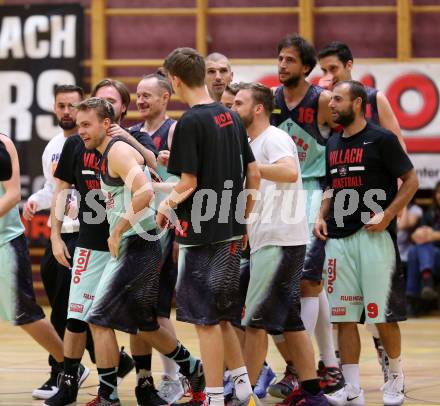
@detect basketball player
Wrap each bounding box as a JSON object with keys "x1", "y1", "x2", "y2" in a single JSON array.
[
  {"x1": 22, "y1": 85, "x2": 91, "y2": 400},
  {"x1": 233, "y1": 82, "x2": 327, "y2": 405},
  {"x1": 270, "y1": 34, "x2": 342, "y2": 398},
  {"x1": 315, "y1": 80, "x2": 418, "y2": 405},
  {"x1": 221, "y1": 84, "x2": 240, "y2": 109},
  {"x1": 44, "y1": 79, "x2": 160, "y2": 406},
  {"x1": 73, "y1": 97, "x2": 204, "y2": 406},
  {"x1": 158, "y1": 47, "x2": 261, "y2": 406},
  {"x1": 0, "y1": 133, "x2": 66, "y2": 398},
  {"x1": 130, "y1": 72, "x2": 186, "y2": 404},
  {"x1": 318, "y1": 41, "x2": 407, "y2": 382},
  {"x1": 205, "y1": 52, "x2": 234, "y2": 102}
]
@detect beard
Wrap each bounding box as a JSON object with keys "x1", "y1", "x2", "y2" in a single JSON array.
[
  {"x1": 279, "y1": 73, "x2": 301, "y2": 88},
  {"x1": 333, "y1": 108, "x2": 355, "y2": 127},
  {"x1": 58, "y1": 118, "x2": 76, "y2": 130},
  {"x1": 240, "y1": 112, "x2": 254, "y2": 129}
]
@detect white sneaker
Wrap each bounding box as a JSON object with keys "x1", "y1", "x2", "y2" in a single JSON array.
[
  {"x1": 382, "y1": 373, "x2": 405, "y2": 405},
  {"x1": 325, "y1": 383, "x2": 365, "y2": 405},
  {"x1": 158, "y1": 375, "x2": 184, "y2": 404}
]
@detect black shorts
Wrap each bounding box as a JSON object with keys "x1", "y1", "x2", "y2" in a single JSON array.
[
  {"x1": 243, "y1": 245, "x2": 306, "y2": 333},
  {"x1": 176, "y1": 240, "x2": 242, "y2": 325},
  {"x1": 302, "y1": 235, "x2": 326, "y2": 282},
  {"x1": 87, "y1": 234, "x2": 162, "y2": 334},
  {"x1": 157, "y1": 230, "x2": 177, "y2": 318},
  {"x1": 0, "y1": 234, "x2": 45, "y2": 326}
]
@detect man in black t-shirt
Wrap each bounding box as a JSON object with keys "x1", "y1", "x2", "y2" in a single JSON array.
[
  {"x1": 314, "y1": 81, "x2": 418, "y2": 406},
  {"x1": 157, "y1": 47, "x2": 260, "y2": 406}
]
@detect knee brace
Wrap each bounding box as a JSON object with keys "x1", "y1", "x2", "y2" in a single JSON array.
[{"x1": 66, "y1": 318, "x2": 88, "y2": 333}]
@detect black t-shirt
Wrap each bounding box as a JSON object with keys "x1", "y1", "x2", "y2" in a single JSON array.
[
  {"x1": 55, "y1": 135, "x2": 109, "y2": 251},
  {"x1": 167, "y1": 103, "x2": 255, "y2": 245},
  {"x1": 326, "y1": 122, "x2": 413, "y2": 239},
  {"x1": 0, "y1": 140, "x2": 12, "y2": 181}
]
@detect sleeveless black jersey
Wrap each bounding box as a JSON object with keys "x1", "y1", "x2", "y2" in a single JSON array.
[
  {"x1": 365, "y1": 86, "x2": 380, "y2": 125},
  {"x1": 129, "y1": 118, "x2": 175, "y2": 152},
  {"x1": 271, "y1": 85, "x2": 327, "y2": 179}
]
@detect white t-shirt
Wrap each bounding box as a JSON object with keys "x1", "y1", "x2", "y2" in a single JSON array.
[
  {"x1": 248, "y1": 125, "x2": 309, "y2": 253},
  {"x1": 28, "y1": 132, "x2": 79, "y2": 233}
]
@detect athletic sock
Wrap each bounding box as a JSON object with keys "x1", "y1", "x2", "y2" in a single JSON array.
[
  {"x1": 64, "y1": 356, "x2": 81, "y2": 377},
  {"x1": 206, "y1": 387, "x2": 224, "y2": 406},
  {"x1": 315, "y1": 290, "x2": 338, "y2": 367},
  {"x1": 133, "y1": 354, "x2": 152, "y2": 383},
  {"x1": 97, "y1": 367, "x2": 118, "y2": 400},
  {"x1": 300, "y1": 297, "x2": 319, "y2": 334},
  {"x1": 301, "y1": 378, "x2": 321, "y2": 396},
  {"x1": 366, "y1": 323, "x2": 380, "y2": 339},
  {"x1": 160, "y1": 353, "x2": 179, "y2": 380},
  {"x1": 342, "y1": 364, "x2": 360, "y2": 389},
  {"x1": 230, "y1": 366, "x2": 252, "y2": 401},
  {"x1": 164, "y1": 341, "x2": 197, "y2": 377},
  {"x1": 388, "y1": 356, "x2": 403, "y2": 375},
  {"x1": 332, "y1": 327, "x2": 340, "y2": 363}
]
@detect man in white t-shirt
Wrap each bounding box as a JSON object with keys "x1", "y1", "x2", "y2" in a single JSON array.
[{"x1": 232, "y1": 83, "x2": 327, "y2": 405}]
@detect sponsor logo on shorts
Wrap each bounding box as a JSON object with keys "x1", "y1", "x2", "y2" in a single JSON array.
[
  {"x1": 332, "y1": 306, "x2": 346, "y2": 316},
  {"x1": 327, "y1": 258, "x2": 337, "y2": 294},
  {"x1": 340, "y1": 295, "x2": 363, "y2": 303},
  {"x1": 83, "y1": 293, "x2": 95, "y2": 300},
  {"x1": 70, "y1": 303, "x2": 84, "y2": 313},
  {"x1": 73, "y1": 249, "x2": 91, "y2": 284}
]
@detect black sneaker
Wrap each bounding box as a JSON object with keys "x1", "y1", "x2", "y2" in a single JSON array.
[
  {"x1": 136, "y1": 376, "x2": 168, "y2": 406},
  {"x1": 78, "y1": 363, "x2": 91, "y2": 387},
  {"x1": 44, "y1": 372, "x2": 79, "y2": 406},
  {"x1": 117, "y1": 346, "x2": 135, "y2": 384},
  {"x1": 32, "y1": 363, "x2": 63, "y2": 399}
]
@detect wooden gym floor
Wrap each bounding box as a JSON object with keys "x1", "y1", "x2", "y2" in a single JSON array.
[{"x1": 1, "y1": 310, "x2": 439, "y2": 405}]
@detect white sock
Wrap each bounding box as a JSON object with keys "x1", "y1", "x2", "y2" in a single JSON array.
[
  {"x1": 230, "y1": 366, "x2": 253, "y2": 401},
  {"x1": 365, "y1": 323, "x2": 380, "y2": 338},
  {"x1": 388, "y1": 356, "x2": 403, "y2": 375},
  {"x1": 206, "y1": 386, "x2": 224, "y2": 406},
  {"x1": 333, "y1": 327, "x2": 339, "y2": 351},
  {"x1": 300, "y1": 297, "x2": 319, "y2": 334},
  {"x1": 160, "y1": 353, "x2": 179, "y2": 380},
  {"x1": 315, "y1": 290, "x2": 339, "y2": 367},
  {"x1": 342, "y1": 364, "x2": 360, "y2": 389}
]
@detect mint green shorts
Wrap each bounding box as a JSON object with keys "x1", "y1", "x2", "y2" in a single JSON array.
[
  {"x1": 324, "y1": 228, "x2": 406, "y2": 324},
  {"x1": 67, "y1": 247, "x2": 111, "y2": 321}
]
